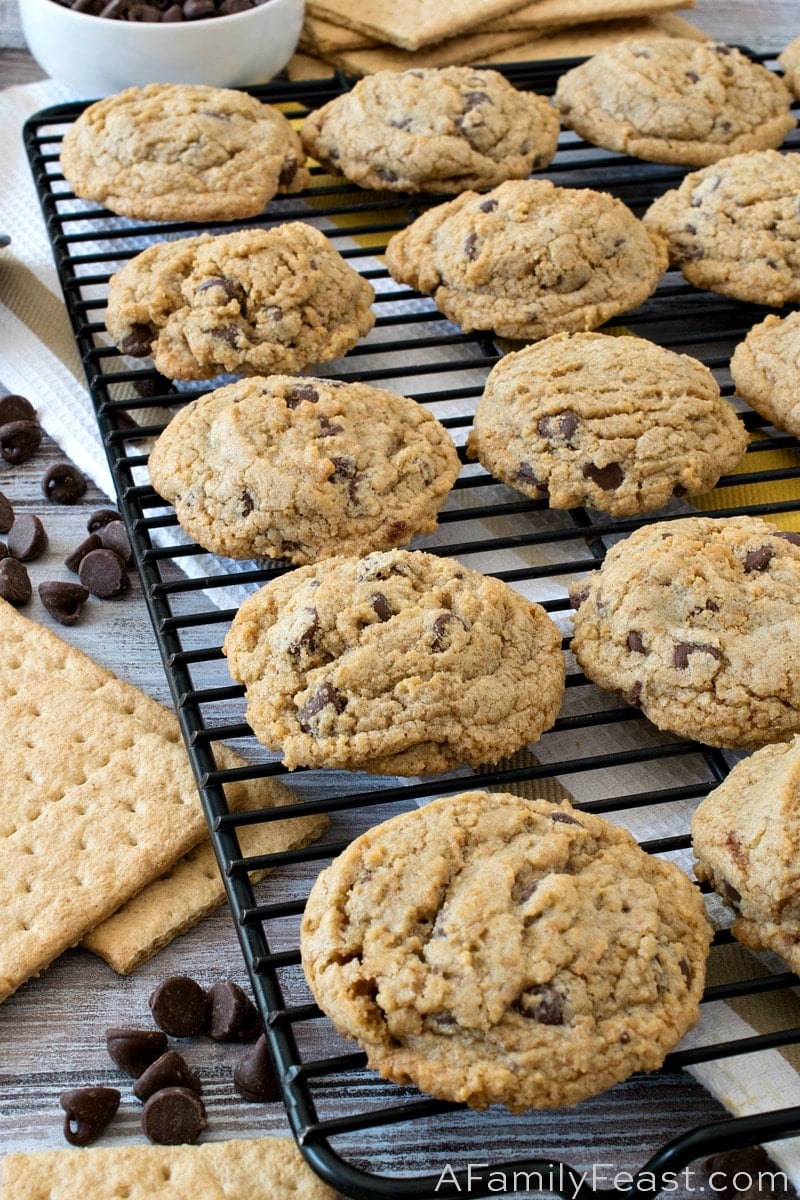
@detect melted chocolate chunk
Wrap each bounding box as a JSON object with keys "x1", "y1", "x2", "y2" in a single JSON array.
[
  {"x1": 210, "y1": 325, "x2": 240, "y2": 347},
  {"x1": 463, "y1": 90, "x2": 490, "y2": 110},
  {"x1": 517, "y1": 462, "x2": 547, "y2": 490},
  {"x1": 625, "y1": 681, "x2": 643, "y2": 708},
  {"x1": 196, "y1": 275, "x2": 246, "y2": 308},
  {"x1": 464, "y1": 232, "x2": 478, "y2": 260},
  {"x1": 548, "y1": 810, "x2": 581, "y2": 826},
  {"x1": 297, "y1": 683, "x2": 346, "y2": 731},
  {"x1": 479, "y1": 198, "x2": 498, "y2": 213},
  {"x1": 581, "y1": 461, "x2": 624, "y2": 491},
  {"x1": 778, "y1": 531, "x2": 800, "y2": 546},
  {"x1": 119, "y1": 325, "x2": 153, "y2": 357},
  {"x1": 627, "y1": 631, "x2": 646, "y2": 654},
  {"x1": 673, "y1": 642, "x2": 721, "y2": 669},
  {"x1": 240, "y1": 491, "x2": 255, "y2": 517},
  {"x1": 278, "y1": 159, "x2": 298, "y2": 188},
  {"x1": 430, "y1": 611, "x2": 464, "y2": 651},
  {"x1": 371, "y1": 592, "x2": 392, "y2": 622},
  {"x1": 291, "y1": 607, "x2": 320, "y2": 654},
  {"x1": 516, "y1": 985, "x2": 564, "y2": 1025},
  {"x1": 538, "y1": 411, "x2": 579, "y2": 445},
  {"x1": 743, "y1": 545, "x2": 773, "y2": 572},
  {"x1": 285, "y1": 384, "x2": 319, "y2": 409}
]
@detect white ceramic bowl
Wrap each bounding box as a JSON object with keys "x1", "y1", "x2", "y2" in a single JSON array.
[{"x1": 19, "y1": 0, "x2": 304, "y2": 98}]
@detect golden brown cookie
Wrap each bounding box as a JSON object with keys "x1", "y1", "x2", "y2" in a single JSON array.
[
  {"x1": 569, "y1": 515, "x2": 800, "y2": 749},
  {"x1": 779, "y1": 34, "x2": 800, "y2": 99},
  {"x1": 301, "y1": 790, "x2": 712, "y2": 1112},
  {"x1": 148, "y1": 375, "x2": 460, "y2": 564},
  {"x1": 60, "y1": 83, "x2": 310, "y2": 223},
  {"x1": 385, "y1": 180, "x2": 668, "y2": 340},
  {"x1": 730, "y1": 311, "x2": 800, "y2": 437},
  {"x1": 105, "y1": 224, "x2": 375, "y2": 381},
  {"x1": 223, "y1": 549, "x2": 565, "y2": 774},
  {"x1": 467, "y1": 332, "x2": 748, "y2": 515}
]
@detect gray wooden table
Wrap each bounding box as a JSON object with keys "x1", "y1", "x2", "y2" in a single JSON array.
[{"x1": 0, "y1": 1, "x2": 799, "y2": 1194}]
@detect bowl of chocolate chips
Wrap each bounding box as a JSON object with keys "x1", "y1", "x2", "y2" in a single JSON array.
[{"x1": 19, "y1": 0, "x2": 304, "y2": 96}]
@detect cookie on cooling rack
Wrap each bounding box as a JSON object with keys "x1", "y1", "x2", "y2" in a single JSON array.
[
  {"x1": 60, "y1": 83, "x2": 310, "y2": 223},
  {"x1": 105, "y1": 224, "x2": 375, "y2": 381},
  {"x1": 300, "y1": 66, "x2": 559, "y2": 194},
  {"x1": 384, "y1": 179, "x2": 668, "y2": 340},
  {"x1": 692, "y1": 735, "x2": 800, "y2": 973},
  {"x1": 147, "y1": 375, "x2": 461, "y2": 564},
  {"x1": 779, "y1": 35, "x2": 800, "y2": 99},
  {"x1": 569, "y1": 515, "x2": 800, "y2": 749},
  {"x1": 643, "y1": 150, "x2": 800, "y2": 306},
  {"x1": 466, "y1": 332, "x2": 748, "y2": 516},
  {"x1": 730, "y1": 311, "x2": 800, "y2": 437},
  {"x1": 222, "y1": 548, "x2": 565, "y2": 775},
  {"x1": 553, "y1": 39, "x2": 795, "y2": 167},
  {"x1": 300, "y1": 790, "x2": 712, "y2": 1112}
]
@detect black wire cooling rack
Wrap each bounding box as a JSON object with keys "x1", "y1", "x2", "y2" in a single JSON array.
[{"x1": 23, "y1": 56, "x2": 800, "y2": 1200}]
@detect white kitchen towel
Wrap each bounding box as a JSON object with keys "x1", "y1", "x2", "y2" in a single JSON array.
[{"x1": 2, "y1": 76, "x2": 800, "y2": 1188}]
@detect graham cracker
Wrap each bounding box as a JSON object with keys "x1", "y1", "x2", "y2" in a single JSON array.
[
  {"x1": 305, "y1": 0, "x2": 536, "y2": 51},
  {"x1": 286, "y1": 51, "x2": 337, "y2": 80},
  {"x1": 0, "y1": 1136, "x2": 337, "y2": 1199},
  {"x1": 483, "y1": 0, "x2": 694, "y2": 31},
  {"x1": 482, "y1": 12, "x2": 708, "y2": 62},
  {"x1": 301, "y1": 13, "x2": 378, "y2": 52},
  {"x1": 325, "y1": 28, "x2": 533, "y2": 75}
]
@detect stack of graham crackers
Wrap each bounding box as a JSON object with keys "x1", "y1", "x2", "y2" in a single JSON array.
[{"x1": 288, "y1": 0, "x2": 706, "y2": 80}]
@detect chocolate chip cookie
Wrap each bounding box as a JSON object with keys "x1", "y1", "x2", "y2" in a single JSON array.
[
  {"x1": 60, "y1": 83, "x2": 310, "y2": 223},
  {"x1": 300, "y1": 790, "x2": 712, "y2": 1112},
  {"x1": 148, "y1": 376, "x2": 460, "y2": 564},
  {"x1": 692, "y1": 735, "x2": 800, "y2": 973},
  {"x1": 222, "y1": 549, "x2": 565, "y2": 774},
  {"x1": 466, "y1": 332, "x2": 748, "y2": 516},
  {"x1": 730, "y1": 311, "x2": 800, "y2": 437},
  {"x1": 554, "y1": 39, "x2": 795, "y2": 167},
  {"x1": 779, "y1": 35, "x2": 800, "y2": 99},
  {"x1": 643, "y1": 150, "x2": 800, "y2": 306},
  {"x1": 105, "y1": 224, "x2": 375, "y2": 381},
  {"x1": 300, "y1": 66, "x2": 559, "y2": 194},
  {"x1": 570, "y1": 515, "x2": 800, "y2": 749},
  {"x1": 385, "y1": 180, "x2": 668, "y2": 340}
]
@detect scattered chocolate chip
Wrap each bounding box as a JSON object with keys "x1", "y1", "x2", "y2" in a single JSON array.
[
  {"x1": 149, "y1": 975, "x2": 208, "y2": 1038},
  {"x1": 685, "y1": 70, "x2": 700, "y2": 82},
  {"x1": 41, "y1": 461, "x2": 87, "y2": 504},
  {"x1": 721, "y1": 879, "x2": 741, "y2": 909},
  {"x1": 38, "y1": 580, "x2": 90, "y2": 625},
  {"x1": 60, "y1": 1087, "x2": 120, "y2": 1147},
  {"x1": 210, "y1": 325, "x2": 240, "y2": 347},
  {"x1": 431, "y1": 611, "x2": 464, "y2": 651},
  {"x1": 330, "y1": 455, "x2": 357, "y2": 481},
  {"x1": 278, "y1": 158, "x2": 298, "y2": 187},
  {"x1": 233, "y1": 1033, "x2": 280, "y2": 1102},
  {"x1": 0, "y1": 558, "x2": 31, "y2": 605},
  {"x1": 196, "y1": 275, "x2": 246, "y2": 307},
  {"x1": 87, "y1": 508, "x2": 120, "y2": 533},
  {"x1": 569, "y1": 583, "x2": 590, "y2": 609},
  {"x1": 673, "y1": 641, "x2": 721, "y2": 669},
  {"x1": 0, "y1": 393, "x2": 36, "y2": 424},
  {"x1": 65, "y1": 533, "x2": 102, "y2": 573},
  {"x1": 106, "y1": 1028, "x2": 169, "y2": 1078},
  {"x1": 516, "y1": 985, "x2": 564, "y2": 1025},
  {"x1": 463, "y1": 90, "x2": 490, "y2": 110},
  {"x1": 133, "y1": 1050, "x2": 202, "y2": 1102},
  {"x1": 427, "y1": 1011, "x2": 459, "y2": 1033},
  {"x1": 78, "y1": 548, "x2": 129, "y2": 598},
  {"x1": 778, "y1": 531, "x2": 800, "y2": 545},
  {"x1": 627, "y1": 631, "x2": 646, "y2": 654},
  {"x1": 133, "y1": 373, "x2": 175, "y2": 399},
  {"x1": 679, "y1": 957, "x2": 692, "y2": 985},
  {"x1": 119, "y1": 325, "x2": 153, "y2": 357},
  {"x1": 548, "y1": 810, "x2": 581, "y2": 826},
  {"x1": 464, "y1": 232, "x2": 478, "y2": 260},
  {"x1": 538, "y1": 411, "x2": 579, "y2": 445},
  {"x1": 297, "y1": 683, "x2": 346, "y2": 731},
  {"x1": 516, "y1": 462, "x2": 547, "y2": 490},
  {"x1": 625, "y1": 681, "x2": 643, "y2": 708},
  {"x1": 205, "y1": 980, "x2": 261, "y2": 1042},
  {"x1": 99, "y1": 520, "x2": 132, "y2": 564},
  {"x1": 375, "y1": 167, "x2": 398, "y2": 182},
  {"x1": 673, "y1": 484, "x2": 688, "y2": 498},
  {"x1": 479, "y1": 198, "x2": 498, "y2": 213},
  {"x1": 0, "y1": 491, "x2": 13, "y2": 532},
  {"x1": 0, "y1": 420, "x2": 42, "y2": 465},
  {"x1": 141, "y1": 1086, "x2": 207, "y2": 1145},
  {"x1": 743, "y1": 545, "x2": 773, "y2": 572},
  {"x1": 318, "y1": 415, "x2": 343, "y2": 437},
  {"x1": 8, "y1": 513, "x2": 48, "y2": 561},
  {"x1": 371, "y1": 592, "x2": 392, "y2": 622},
  {"x1": 285, "y1": 384, "x2": 319, "y2": 409},
  {"x1": 581, "y1": 461, "x2": 624, "y2": 491},
  {"x1": 511, "y1": 872, "x2": 542, "y2": 903},
  {"x1": 240, "y1": 491, "x2": 255, "y2": 516}
]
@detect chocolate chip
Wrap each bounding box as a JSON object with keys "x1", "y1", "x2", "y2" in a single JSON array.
[
  {"x1": 673, "y1": 641, "x2": 721, "y2": 669},
  {"x1": 278, "y1": 158, "x2": 298, "y2": 187},
  {"x1": 679, "y1": 957, "x2": 692, "y2": 985},
  {"x1": 627, "y1": 631, "x2": 645, "y2": 654},
  {"x1": 427, "y1": 1012, "x2": 459, "y2": 1033},
  {"x1": 297, "y1": 683, "x2": 346, "y2": 731},
  {"x1": 479, "y1": 198, "x2": 498, "y2": 213},
  {"x1": 106, "y1": 1028, "x2": 168, "y2": 1078},
  {"x1": 0, "y1": 491, "x2": 13, "y2": 533},
  {"x1": 205, "y1": 980, "x2": 261, "y2": 1042},
  {"x1": 431, "y1": 611, "x2": 464, "y2": 651},
  {"x1": 376, "y1": 168, "x2": 398, "y2": 182},
  {"x1": 0, "y1": 393, "x2": 36, "y2": 424},
  {"x1": 183, "y1": 0, "x2": 215, "y2": 15},
  {"x1": 673, "y1": 484, "x2": 688, "y2": 498},
  {"x1": 743, "y1": 545, "x2": 773, "y2": 572},
  {"x1": 38, "y1": 580, "x2": 90, "y2": 625},
  {"x1": 685, "y1": 70, "x2": 700, "y2": 81},
  {"x1": 371, "y1": 592, "x2": 392, "y2": 622},
  {"x1": 516, "y1": 985, "x2": 565, "y2": 1025},
  {"x1": 511, "y1": 872, "x2": 542, "y2": 903},
  {"x1": 119, "y1": 325, "x2": 153, "y2": 357},
  {"x1": 318, "y1": 415, "x2": 343, "y2": 437},
  {"x1": 464, "y1": 233, "x2": 478, "y2": 260},
  {"x1": 569, "y1": 583, "x2": 590, "y2": 609},
  {"x1": 721, "y1": 879, "x2": 741, "y2": 909},
  {"x1": 233, "y1": 1033, "x2": 280, "y2": 1102},
  {"x1": 8, "y1": 513, "x2": 48, "y2": 561},
  {"x1": 463, "y1": 90, "x2": 490, "y2": 110},
  {"x1": 65, "y1": 533, "x2": 102, "y2": 573},
  {"x1": 0, "y1": 558, "x2": 31, "y2": 605},
  {"x1": 330, "y1": 456, "x2": 357, "y2": 482},
  {"x1": 210, "y1": 325, "x2": 240, "y2": 347},
  {"x1": 141, "y1": 1086, "x2": 207, "y2": 1145},
  {"x1": 538, "y1": 411, "x2": 579, "y2": 445},
  {"x1": 625, "y1": 681, "x2": 643, "y2": 708},
  {"x1": 87, "y1": 508, "x2": 120, "y2": 533},
  {"x1": 389, "y1": 116, "x2": 412, "y2": 130},
  {"x1": 581, "y1": 461, "x2": 624, "y2": 491},
  {"x1": 60, "y1": 1087, "x2": 120, "y2": 1147},
  {"x1": 134, "y1": 372, "x2": 175, "y2": 399},
  {"x1": 548, "y1": 810, "x2": 581, "y2": 826},
  {"x1": 41, "y1": 461, "x2": 87, "y2": 504},
  {"x1": 78, "y1": 548, "x2": 129, "y2": 598},
  {"x1": 0, "y1": 420, "x2": 42, "y2": 465},
  {"x1": 285, "y1": 383, "x2": 319, "y2": 409},
  {"x1": 516, "y1": 462, "x2": 547, "y2": 490},
  {"x1": 196, "y1": 275, "x2": 246, "y2": 307},
  {"x1": 778, "y1": 531, "x2": 800, "y2": 546},
  {"x1": 99, "y1": 520, "x2": 132, "y2": 564},
  {"x1": 149, "y1": 975, "x2": 207, "y2": 1038},
  {"x1": 133, "y1": 1050, "x2": 202, "y2": 1102}
]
